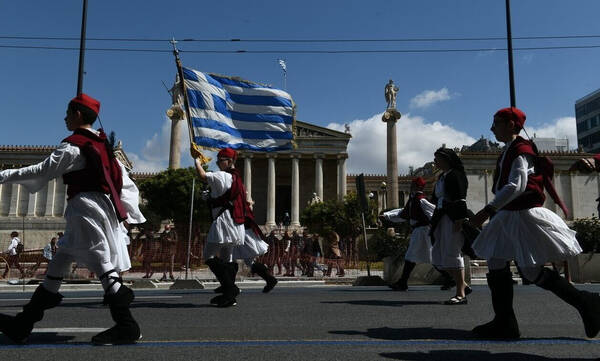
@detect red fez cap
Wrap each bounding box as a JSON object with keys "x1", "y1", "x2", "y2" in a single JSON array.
[
  {"x1": 70, "y1": 93, "x2": 100, "y2": 115},
  {"x1": 412, "y1": 177, "x2": 426, "y2": 188},
  {"x1": 494, "y1": 107, "x2": 526, "y2": 129},
  {"x1": 217, "y1": 148, "x2": 237, "y2": 160}
]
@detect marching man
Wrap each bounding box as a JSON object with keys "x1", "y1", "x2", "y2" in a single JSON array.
[
  {"x1": 469, "y1": 107, "x2": 600, "y2": 339},
  {"x1": 380, "y1": 177, "x2": 435, "y2": 291},
  {"x1": 0, "y1": 94, "x2": 145, "y2": 345}
]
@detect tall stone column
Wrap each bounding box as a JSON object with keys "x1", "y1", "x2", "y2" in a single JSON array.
[
  {"x1": 243, "y1": 155, "x2": 253, "y2": 202},
  {"x1": 45, "y1": 179, "x2": 56, "y2": 217},
  {"x1": 166, "y1": 105, "x2": 184, "y2": 169},
  {"x1": 314, "y1": 155, "x2": 324, "y2": 200},
  {"x1": 337, "y1": 155, "x2": 347, "y2": 201},
  {"x1": 8, "y1": 184, "x2": 20, "y2": 217},
  {"x1": 569, "y1": 171, "x2": 578, "y2": 220},
  {"x1": 27, "y1": 192, "x2": 37, "y2": 217},
  {"x1": 291, "y1": 155, "x2": 300, "y2": 226},
  {"x1": 382, "y1": 109, "x2": 401, "y2": 209},
  {"x1": 266, "y1": 155, "x2": 277, "y2": 228}
]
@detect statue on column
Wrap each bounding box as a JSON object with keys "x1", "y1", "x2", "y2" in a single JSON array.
[
  {"x1": 384, "y1": 79, "x2": 399, "y2": 110},
  {"x1": 309, "y1": 192, "x2": 322, "y2": 205}
]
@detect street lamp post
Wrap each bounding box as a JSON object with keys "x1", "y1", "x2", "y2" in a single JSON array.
[{"x1": 380, "y1": 182, "x2": 388, "y2": 210}]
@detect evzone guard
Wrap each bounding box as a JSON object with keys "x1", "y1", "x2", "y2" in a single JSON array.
[
  {"x1": 192, "y1": 147, "x2": 276, "y2": 307},
  {"x1": 380, "y1": 177, "x2": 435, "y2": 291},
  {"x1": 0, "y1": 94, "x2": 145, "y2": 345},
  {"x1": 469, "y1": 107, "x2": 600, "y2": 339}
]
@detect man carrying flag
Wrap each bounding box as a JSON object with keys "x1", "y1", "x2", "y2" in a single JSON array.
[{"x1": 0, "y1": 94, "x2": 145, "y2": 345}]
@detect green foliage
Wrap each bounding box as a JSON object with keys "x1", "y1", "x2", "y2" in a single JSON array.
[
  {"x1": 571, "y1": 217, "x2": 600, "y2": 253},
  {"x1": 138, "y1": 167, "x2": 211, "y2": 232},
  {"x1": 367, "y1": 222, "x2": 411, "y2": 261},
  {"x1": 300, "y1": 192, "x2": 377, "y2": 238}
]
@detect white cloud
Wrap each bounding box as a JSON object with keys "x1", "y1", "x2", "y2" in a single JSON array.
[
  {"x1": 328, "y1": 112, "x2": 476, "y2": 174},
  {"x1": 528, "y1": 116, "x2": 577, "y2": 149},
  {"x1": 127, "y1": 117, "x2": 192, "y2": 173},
  {"x1": 410, "y1": 88, "x2": 453, "y2": 109}
]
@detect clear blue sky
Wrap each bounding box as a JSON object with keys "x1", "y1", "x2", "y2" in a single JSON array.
[{"x1": 1, "y1": 1, "x2": 599, "y2": 173}]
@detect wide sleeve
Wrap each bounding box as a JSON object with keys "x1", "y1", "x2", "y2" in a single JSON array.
[
  {"x1": 488, "y1": 154, "x2": 532, "y2": 210},
  {"x1": 419, "y1": 198, "x2": 436, "y2": 220},
  {"x1": 382, "y1": 208, "x2": 407, "y2": 223},
  {"x1": 118, "y1": 160, "x2": 146, "y2": 224},
  {"x1": 206, "y1": 171, "x2": 232, "y2": 197},
  {"x1": 0, "y1": 143, "x2": 85, "y2": 194}
]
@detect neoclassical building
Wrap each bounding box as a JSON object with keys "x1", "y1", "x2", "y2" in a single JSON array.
[{"x1": 236, "y1": 120, "x2": 351, "y2": 227}]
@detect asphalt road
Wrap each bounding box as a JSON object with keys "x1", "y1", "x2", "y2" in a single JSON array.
[{"x1": 0, "y1": 284, "x2": 599, "y2": 360}]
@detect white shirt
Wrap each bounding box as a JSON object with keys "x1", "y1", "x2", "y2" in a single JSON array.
[
  {"x1": 7, "y1": 237, "x2": 20, "y2": 256},
  {"x1": 488, "y1": 139, "x2": 535, "y2": 210},
  {"x1": 43, "y1": 243, "x2": 54, "y2": 260},
  {"x1": 383, "y1": 197, "x2": 435, "y2": 226}
]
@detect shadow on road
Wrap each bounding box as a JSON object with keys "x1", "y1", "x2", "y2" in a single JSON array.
[
  {"x1": 379, "y1": 349, "x2": 597, "y2": 360},
  {"x1": 330, "y1": 326, "x2": 587, "y2": 343},
  {"x1": 0, "y1": 332, "x2": 75, "y2": 344},
  {"x1": 321, "y1": 300, "x2": 441, "y2": 307},
  {"x1": 330, "y1": 326, "x2": 473, "y2": 340}
]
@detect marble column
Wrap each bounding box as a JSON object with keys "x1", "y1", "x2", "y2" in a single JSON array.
[
  {"x1": 314, "y1": 155, "x2": 324, "y2": 200},
  {"x1": 166, "y1": 105, "x2": 183, "y2": 169},
  {"x1": 569, "y1": 171, "x2": 578, "y2": 220},
  {"x1": 382, "y1": 109, "x2": 401, "y2": 209},
  {"x1": 27, "y1": 192, "x2": 37, "y2": 217},
  {"x1": 8, "y1": 184, "x2": 20, "y2": 216},
  {"x1": 291, "y1": 155, "x2": 300, "y2": 226},
  {"x1": 266, "y1": 155, "x2": 276, "y2": 228},
  {"x1": 337, "y1": 155, "x2": 347, "y2": 201},
  {"x1": 243, "y1": 155, "x2": 253, "y2": 202},
  {"x1": 45, "y1": 179, "x2": 56, "y2": 217}
]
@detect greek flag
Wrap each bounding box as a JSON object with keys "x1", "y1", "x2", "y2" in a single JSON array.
[
  {"x1": 181, "y1": 67, "x2": 294, "y2": 151},
  {"x1": 278, "y1": 59, "x2": 287, "y2": 73}
]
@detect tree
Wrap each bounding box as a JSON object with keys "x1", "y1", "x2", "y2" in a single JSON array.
[{"x1": 137, "y1": 167, "x2": 212, "y2": 251}]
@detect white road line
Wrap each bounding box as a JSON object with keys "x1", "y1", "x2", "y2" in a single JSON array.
[
  {"x1": 33, "y1": 328, "x2": 107, "y2": 333},
  {"x1": 0, "y1": 295, "x2": 182, "y2": 302}
]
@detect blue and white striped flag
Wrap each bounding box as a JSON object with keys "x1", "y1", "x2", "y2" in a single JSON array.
[
  {"x1": 180, "y1": 67, "x2": 295, "y2": 152},
  {"x1": 278, "y1": 59, "x2": 287, "y2": 73}
]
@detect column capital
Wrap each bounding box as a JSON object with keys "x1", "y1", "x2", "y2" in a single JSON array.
[
  {"x1": 313, "y1": 153, "x2": 325, "y2": 159},
  {"x1": 290, "y1": 153, "x2": 302, "y2": 159},
  {"x1": 336, "y1": 153, "x2": 349, "y2": 160},
  {"x1": 266, "y1": 153, "x2": 278, "y2": 159},
  {"x1": 240, "y1": 152, "x2": 254, "y2": 159}
]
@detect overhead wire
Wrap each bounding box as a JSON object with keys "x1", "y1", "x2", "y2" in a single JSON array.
[
  {"x1": 1, "y1": 44, "x2": 600, "y2": 54},
  {"x1": 3, "y1": 34, "x2": 600, "y2": 42}
]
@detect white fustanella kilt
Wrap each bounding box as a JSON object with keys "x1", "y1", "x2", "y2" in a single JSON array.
[{"x1": 472, "y1": 207, "x2": 581, "y2": 267}]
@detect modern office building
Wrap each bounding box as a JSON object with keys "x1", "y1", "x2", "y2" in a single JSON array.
[{"x1": 576, "y1": 88, "x2": 600, "y2": 153}]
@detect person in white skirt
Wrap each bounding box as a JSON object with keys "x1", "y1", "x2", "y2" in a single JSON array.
[
  {"x1": 429, "y1": 148, "x2": 472, "y2": 305},
  {"x1": 469, "y1": 107, "x2": 600, "y2": 339},
  {"x1": 193, "y1": 147, "x2": 246, "y2": 307},
  {"x1": 380, "y1": 177, "x2": 435, "y2": 291},
  {"x1": 0, "y1": 94, "x2": 145, "y2": 345}
]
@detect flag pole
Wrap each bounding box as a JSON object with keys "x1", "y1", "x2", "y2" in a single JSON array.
[
  {"x1": 170, "y1": 39, "x2": 196, "y2": 147},
  {"x1": 505, "y1": 0, "x2": 516, "y2": 107},
  {"x1": 77, "y1": 0, "x2": 88, "y2": 95},
  {"x1": 186, "y1": 178, "x2": 195, "y2": 280}
]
